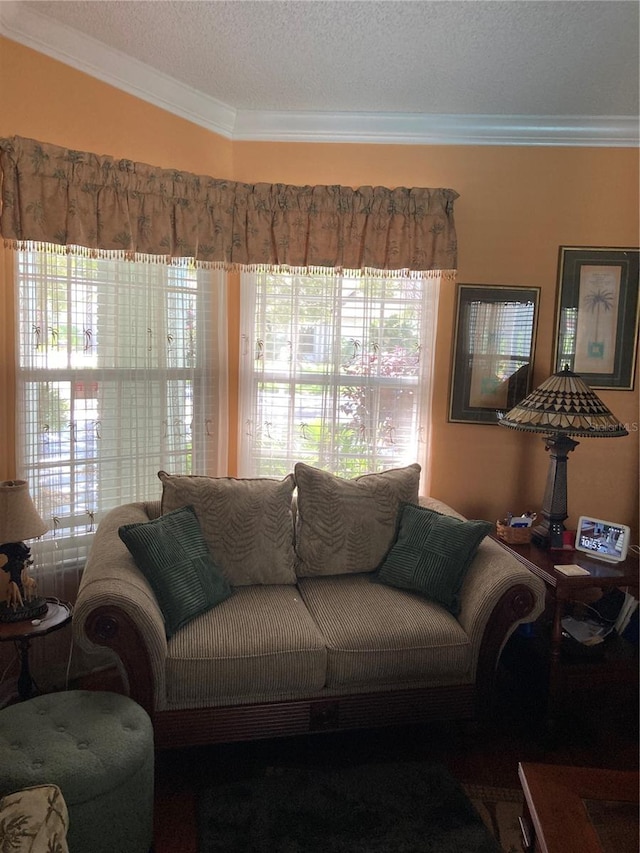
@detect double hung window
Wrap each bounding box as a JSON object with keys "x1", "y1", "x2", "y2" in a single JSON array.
[
  {"x1": 238, "y1": 270, "x2": 440, "y2": 481},
  {"x1": 15, "y1": 248, "x2": 226, "y2": 594}
]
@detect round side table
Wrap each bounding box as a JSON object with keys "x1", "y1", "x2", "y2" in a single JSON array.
[{"x1": 0, "y1": 598, "x2": 72, "y2": 701}]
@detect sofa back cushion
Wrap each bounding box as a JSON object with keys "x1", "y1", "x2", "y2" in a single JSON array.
[
  {"x1": 293, "y1": 463, "x2": 421, "y2": 576},
  {"x1": 159, "y1": 471, "x2": 296, "y2": 586}
]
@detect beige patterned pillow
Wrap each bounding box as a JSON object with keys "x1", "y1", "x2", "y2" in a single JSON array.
[
  {"x1": 158, "y1": 472, "x2": 296, "y2": 586},
  {"x1": 0, "y1": 785, "x2": 69, "y2": 853},
  {"x1": 293, "y1": 463, "x2": 421, "y2": 576}
]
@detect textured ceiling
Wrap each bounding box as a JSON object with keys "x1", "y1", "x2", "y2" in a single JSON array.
[{"x1": 2, "y1": 1, "x2": 639, "y2": 143}]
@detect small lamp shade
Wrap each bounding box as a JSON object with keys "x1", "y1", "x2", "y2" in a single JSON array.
[
  {"x1": 0, "y1": 480, "x2": 48, "y2": 543},
  {"x1": 0, "y1": 480, "x2": 49, "y2": 623}
]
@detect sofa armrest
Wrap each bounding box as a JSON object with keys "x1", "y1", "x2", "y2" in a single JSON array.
[
  {"x1": 459, "y1": 536, "x2": 546, "y2": 649},
  {"x1": 418, "y1": 496, "x2": 546, "y2": 670},
  {"x1": 73, "y1": 502, "x2": 168, "y2": 715}
]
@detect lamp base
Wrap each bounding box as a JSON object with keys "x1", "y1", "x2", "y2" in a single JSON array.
[
  {"x1": 532, "y1": 432, "x2": 579, "y2": 550},
  {"x1": 0, "y1": 597, "x2": 48, "y2": 624},
  {"x1": 531, "y1": 518, "x2": 565, "y2": 550}
]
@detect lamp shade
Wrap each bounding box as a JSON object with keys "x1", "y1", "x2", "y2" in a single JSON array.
[
  {"x1": 499, "y1": 366, "x2": 628, "y2": 438},
  {"x1": 0, "y1": 480, "x2": 48, "y2": 543}
]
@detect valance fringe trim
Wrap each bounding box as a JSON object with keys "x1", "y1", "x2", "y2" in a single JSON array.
[{"x1": 4, "y1": 240, "x2": 456, "y2": 280}]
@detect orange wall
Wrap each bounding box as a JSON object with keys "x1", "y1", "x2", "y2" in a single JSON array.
[
  {"x1": 1, "y1": 36, "x2": 638, "y2": 541},
  {"x1": 0, "y1": 39, "x2": 234, "y2": 173}
]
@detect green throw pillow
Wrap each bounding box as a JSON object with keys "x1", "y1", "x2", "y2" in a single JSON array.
[
  {"x1": 118, "y1": 505, "x2": 232, "y2": 638},
  {"x1": 375, "y1": 503, "x2": 493, "y2": 615}
]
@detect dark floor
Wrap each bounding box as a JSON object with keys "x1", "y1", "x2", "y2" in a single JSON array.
[{"x1": 152, "y1": 658, "x2": 639, "y2": 853}]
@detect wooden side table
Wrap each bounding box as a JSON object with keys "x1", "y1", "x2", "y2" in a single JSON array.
[
  {"x1": 518, "y1": 762, "x2": 639, "y2": 853},
  {"x1": 0, "y1": 598, "x2": 72, "y2": 701},
  {"x1": 492, "y1": 536, "x2": 639, "y2": 726}
]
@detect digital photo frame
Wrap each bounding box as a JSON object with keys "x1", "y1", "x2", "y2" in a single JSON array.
[{"x1": 574, "y1": 516, "x2": 630, "y2": 563}]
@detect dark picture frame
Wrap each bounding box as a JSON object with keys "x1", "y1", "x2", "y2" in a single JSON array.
[
  {"x1": 553, "y1": 247, "x2": 639, "y2": 390},
  {"x1": 449, "y1": 284, "x2": 540, "y2": 425}
]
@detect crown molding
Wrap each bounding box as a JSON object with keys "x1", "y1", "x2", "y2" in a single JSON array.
[
  {"x1": 233, "y1": 111, "x2": 639, "y2": 147},
  {"x1": 0, "y1": 1, "x2": 236, "y2": 138},
  {"x1": 2, "y1": 1, "x2": 638, "y2": 147}
]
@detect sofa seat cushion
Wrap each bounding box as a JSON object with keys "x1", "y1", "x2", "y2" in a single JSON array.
[
  {"x1": 165, "y1": 585, "x2": 327, "y2": 708},
  {"x1": 297, "y1": 575, "x2": 472, "y2": 689}
]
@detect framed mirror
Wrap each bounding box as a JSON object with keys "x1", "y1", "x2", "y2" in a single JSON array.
[{"x1": 449, "y1": 284, "x2": 540, "y2": 425}]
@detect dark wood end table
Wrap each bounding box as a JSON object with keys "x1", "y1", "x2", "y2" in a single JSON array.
[
  {"x1": 492, "y1": 536, "x2": 639, "y2": 726},
  {"x1": 518, "y1": 762, "x2": 639, "y2": 853},
  {"x1": 0, "y1": 598, "x2": 73, "y2": 701}
]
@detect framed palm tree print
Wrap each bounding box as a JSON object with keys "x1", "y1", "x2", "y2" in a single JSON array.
[{"x1": 554, "y1": 247, "x2": 639, "y2": 389}]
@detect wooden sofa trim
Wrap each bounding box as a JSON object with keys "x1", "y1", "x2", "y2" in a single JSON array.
[
  {"x1": 151, "y1": 685, "x2": 477, "y2": 749},
  {"x1": 83, "y1": 582, "x2": 537, "y2": 749}
]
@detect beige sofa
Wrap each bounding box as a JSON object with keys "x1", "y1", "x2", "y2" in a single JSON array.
[{"x1": 73, "y1": 464, "x2": 545, "y2": 749}]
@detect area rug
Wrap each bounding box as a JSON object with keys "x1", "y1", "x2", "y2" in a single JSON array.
[
  {"x1": 197, "y1": 761, "x2": 504, "y2": 852},
  {"x1": 462, "y1": 784, "x2": 525, "y2": 853}
]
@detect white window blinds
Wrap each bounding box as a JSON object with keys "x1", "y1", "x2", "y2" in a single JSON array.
[
  {"x1": 15, "y1": 248, "x2": 227, "y2": 597},
  {"x1": 239, "y1": 270, "x2": 439, "y2": 485}
]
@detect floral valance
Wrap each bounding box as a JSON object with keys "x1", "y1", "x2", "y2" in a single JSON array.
[{"x1": 0, "y1": 135, "x2": 458, "y2": 275}]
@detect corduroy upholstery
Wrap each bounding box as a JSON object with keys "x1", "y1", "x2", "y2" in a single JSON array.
[
  {"x1": 297, "y1": 574, "x2": 472, "y2": 688},
  {"x1": 165, "y1": 585, "x2": 327, "y2": 709},
  {"x1": 0, "y1": 691, "x2": 154, "y2": 853}
]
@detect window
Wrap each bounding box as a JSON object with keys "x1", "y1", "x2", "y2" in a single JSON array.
[
  {"x1": 238, "y1": 270, "x2": 440, "y2": 482},
  {"x1": 15, "y1": 248, "x2": 226, "y2": 595}
]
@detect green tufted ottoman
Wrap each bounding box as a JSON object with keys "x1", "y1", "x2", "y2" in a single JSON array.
[{"x1": 0, "y1": 690, "x2": 154, "y2": 853}]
